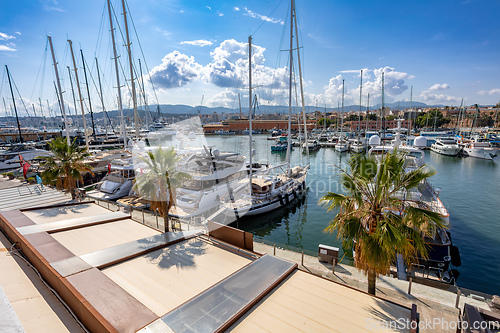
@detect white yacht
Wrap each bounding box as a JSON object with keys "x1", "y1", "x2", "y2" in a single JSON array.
[
  {"x1": 431, "y1": 138, "x2": 461, "y2": 156},
  {"x1": 335, "y1": 138, "x2": 349, "y2": 152},
  {"x1": 170, "y1": 149, "x2": 252, "y2": 220},
  {"x1": 349, "y1": 139, "x2": 366, "y2": 153},
  {"x1": 86, "y1": 158, "x2": 135, "y2": 200},
  {"x1": 302, "y1": 139, "x2": 320, "y2": 152},
  {"x1": 461, "y1": 137, "x2": 498, "y2": 161}
]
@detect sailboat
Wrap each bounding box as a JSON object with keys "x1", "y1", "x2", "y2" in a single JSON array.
[
  {"x1": 216, "y1": 1, "x2": 308, "y2": 221},
  {"x1": 335, "y1": 80, "x2": 349, "y2": 153}
]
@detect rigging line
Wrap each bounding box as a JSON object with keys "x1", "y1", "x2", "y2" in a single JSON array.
[
  {"x1": 252, "y1": 0, "x2": 285, "y2": 36},
  {"x1": 11, "y1": 73, "x2": 33, "y2": 121},
  {"x1": 0, "y1": 68, "x2": 5, "y2": 105},
  {"x1": 38, "y1": 41, "x2": 49, "y2": 103},
  {"x1": 30, "y1": 42, "x2": 48, "y2": 101},
  {"x1": 125, "y1": 0, "x2": 160, "y2": 108},
  {"x1": 94, "y1": 0, "x2": 108, "y2": 59}
]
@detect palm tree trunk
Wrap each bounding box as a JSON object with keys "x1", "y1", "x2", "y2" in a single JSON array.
[
  {"x1": 163, "y1": 201, "x2": 169, "y2": 232},
  {"x1": 368, "y1": 269, "x2": 376, "y2": 295}
]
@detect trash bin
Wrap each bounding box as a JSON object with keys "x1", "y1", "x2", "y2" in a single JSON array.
[{"x1": 318, "y1": 244, "x2": 339, "y2": 265}]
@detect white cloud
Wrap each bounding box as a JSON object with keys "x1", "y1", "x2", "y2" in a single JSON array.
[
  {"x1": 0, "y1": 32, "x2": 16, "y2": 40},
  {"x1": 206, "y1": 6, "x2": 212, "y2": 10},
  {"x1": 234, "y1": 7, "x2": 240, "y2": 11},
  {"x1": 324, "y1": 67, "x2": 413, "y2": 106},
  {"x1": 420, "y1": 90, "x2": 459, "y2": 104},
  {"x1": 0, "y1": 45, "x2": 16, "y2": 51},
  {"x1": 181, "y1": 40, "x2": 213, "y2": 47},
  {"x1": 243, "y1": 7, "x2": 284, "y2": 25},
  {"x1": 217, "y1": 11, "x2": 224, "y2": 17},
  {"x1": 155, "y1": 28, "x2": 172, "y2": 38},
  {"x1": 477, "y1": 88, "x2": 500, "y2": 96},
  {"x1": 430, "y1": 83, "x2": 449, "y2": 91},
  {"x1": 149, "y1": 51, "x2": 203, "y2": 89}
]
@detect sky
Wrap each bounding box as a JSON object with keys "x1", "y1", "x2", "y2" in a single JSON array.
[{"x1": 1, "y1": 0, "x2": 500, "y2": 117}]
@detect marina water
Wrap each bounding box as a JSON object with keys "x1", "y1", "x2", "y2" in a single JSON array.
[{"x1": 204, "y1": 134, "x2": 500, "y2": 296}]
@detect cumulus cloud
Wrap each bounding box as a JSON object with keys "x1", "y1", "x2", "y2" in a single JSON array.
[
  {"x1": 243, "y1": 7, "x2": 284, "y2": 25},
  {"x1": 477, "y1": 88, "x2": 500, "y2": 96},
  {"x1": 324, "y1": 67, "x2": 413, "y2": 106},
  {"x1": 149, "y1": 51, "x2": 202, "y2": 89},
  {"x1": 420, "y1": 90, "x2": 459, "y2": 104},
  {"x1": 430, "y1": 83, "x2": 449, "y2": 91},
  {"x1": 181, "y1": 39, "x2": 213, "y2": 47}
]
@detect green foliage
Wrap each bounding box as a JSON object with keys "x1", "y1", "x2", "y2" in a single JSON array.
[
  {"x1": 38, "y1": 137, "x2": 92, "y2": 199},
  {"x1": 346, "y1": 114, "x2": 360, "y2": 121},
  {"x1": 6, "y1": 172, "x2": 14, "y2": 178},
  {"x1": 365, "y1": 113, "x2": 377, "y2": 121},
  {"x1": 133, "y1": 147, "x2": 191, "y2": 232},
  {"x1": 319, "y1": 150, "x2": 446, "y2": 294},
  {"x1": 415, "y1": 109, "x2": 450, "y2": 128},
  {"x1": 317, "y1": 117, "x2": 334, "y2": 126}
]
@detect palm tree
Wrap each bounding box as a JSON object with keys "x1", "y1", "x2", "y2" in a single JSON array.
[
  {"x1": 133, "y1": 147, "x2": 191, "y2": 232},
  {"x1": 38, "y1": 137, "x2": 92, "y2": 199},
  {"x1": 319, "y1": 150, "x2": 446, "y2": 295}
]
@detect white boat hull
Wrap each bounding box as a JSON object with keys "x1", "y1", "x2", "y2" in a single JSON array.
[{"x1": 463, "y1": 147, "x2": 498, "y2": 161}]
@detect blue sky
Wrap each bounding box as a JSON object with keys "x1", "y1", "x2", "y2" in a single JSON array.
[{"x1": 1, "y1": 0, "x2": 500, "y2": 117}]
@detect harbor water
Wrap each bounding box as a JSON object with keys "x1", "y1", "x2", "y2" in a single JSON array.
[{"x1": 203, "y1": 134, "x2": 500, "y2": 296}]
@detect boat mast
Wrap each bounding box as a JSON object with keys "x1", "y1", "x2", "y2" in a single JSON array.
[
  {"x1": 285, "y1": 0, "x2": 294, "y2": 175},
  {"x1": 68, "y1": 40, "x2": 90, "y2": 151},
  {"x1": 359, "y1": 69, "x2": 363, "y2": 138},
  {"x1": 5, "y1": 65, "x2": 23, "y2": 143},
  {"x1": 408, "y1": 86, "x2": 413, "y2": 145},
  {"x1": 80, "y1": 50, "x2": 96, "y2": 139},
  {"x1": 48, "y1": 36, "x2": 71, "y2": 146},
  {"x1": 138, "y1": 59, "x2": 150, "y2": 129},
  {"x1": 292, "y1": 3, "x2": 309, "y2": 162},
  {"x1": 341, "y1": 79, "x2": 344, "y2": 138},
  {"x1": 95, "y1": 58, "x2": 108, "y2": 138},
  {"x1": 365, "y1": 93, "x2": 370, "y2": 135},
  {"x1": 248, "y1": 35, "x2": 253, "y2": 185},
  {"x1": 107, "y1": 0, "x2": 126, "y2": 149},
  {"x1": 121, "y1": 0, "x2": 139, "y2": 141},
  {"x1": 66, "y1": 66, "x2": 80, "y2": 131}
]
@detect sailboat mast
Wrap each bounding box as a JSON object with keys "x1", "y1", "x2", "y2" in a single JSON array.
[
  {"x1": 285, "y1": 0, "x2": 294, "y2": 174},
  {"x1": 408, "y1": 86, "x2": 413, "y2": 144},
  {"x1": 5, "y1": 65, "x2": 23, "y2": 143},
  {"x1": 80, "y1": 50, "x2": 96, "y2": 139},
  {"x1": 248, "y1": 35, "x2": 253, "y2": 184},
  {"x1": 365, "y1": 93, "x2": 369, "y2": 134},
  {"x1": 341, "y1": 79, "x2": 344, "y2": 137},
  {"x1": 68, "y1": 40, "x2": 90, "y2": 151},
  {"x1": 66, "y1": 66, "x2": 80, "y2": 130},
  {"x1": 48, "y1": 36, "x2": 71, "y2": 146},
  {"x1": 359, "y1": 69, "x2": 363, "y2": 137},
  {"x1": 107, "y1": 0, "x2": 126, "y2": 149},
  {"x1": 122, "y1": 0, "x2": 139, "y2": 140},
  {"x1": 95, "y1": 58, "x2": 108, "y2": 137},
  {"x1": 138, "y1": 59, "x2": 150, "y2": 129},
  {"x1": 292, "y1": 3, "x2": 309, "y2": 162}
]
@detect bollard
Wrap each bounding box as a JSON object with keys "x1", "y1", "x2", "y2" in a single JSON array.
[
  {"x1": 408, "y1": 277, "x2": 412, "y2": 295},
  {"x1": 301, "y1": 251, "x2": 304, "y2": 266},
  {"x1": 455, "y1": 288, "x2": 461, "y2": 308},
  {"x1": 274, "y1": 244, "x2": 276, "y2": 256}
]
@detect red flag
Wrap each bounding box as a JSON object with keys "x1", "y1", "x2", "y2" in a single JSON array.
[
  {"x1": 22, "y1": 161, "x2": 30, "y2": 179},
  {"x1": 19, "y1": 154, "x2": 25, "y2": 167},
  {"x1": 107, "y1": 162, "x2": 111, "y2": 173}
]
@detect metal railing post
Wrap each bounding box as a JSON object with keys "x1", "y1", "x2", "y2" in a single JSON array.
[
  {"x1": 301, "y1": 251, "x2": 304, "y2": 266},
  {"x1": 273, "y1": 244, "x2": 276, "y2": 256},
  {"x1": 408, "y1": 277, "x2": 413, "y2": 295}
]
